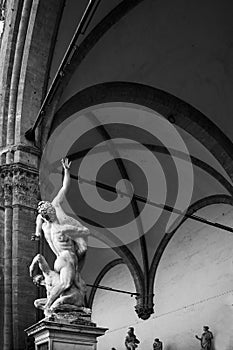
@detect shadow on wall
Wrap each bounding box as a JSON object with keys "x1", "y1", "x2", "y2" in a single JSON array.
[
  {"x1": 164, "y1": 341, "x2": 217, "y2": 350},
  {"x1": 165, "y1": 344, "x2": 178, "y2": 350},
  {"x1": 225, "y1": 334, "x2": 233, "y2": 350}
]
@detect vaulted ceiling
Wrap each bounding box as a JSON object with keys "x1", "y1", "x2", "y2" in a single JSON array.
[{"x1": 32, "y1": 0, "x2": 233, "y2": 318}]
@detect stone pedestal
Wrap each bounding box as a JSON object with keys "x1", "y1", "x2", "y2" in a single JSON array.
[{"x1": 25, "y1": 317, "x2": 108, "y2": 350}]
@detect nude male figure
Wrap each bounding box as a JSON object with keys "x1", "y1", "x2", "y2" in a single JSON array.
[
  {"x1": 29, "y1": 253, "x2": 87, "y2": 315},
  {"x1": 32, "y1": 158, "x2": 90, "y2": 315}
]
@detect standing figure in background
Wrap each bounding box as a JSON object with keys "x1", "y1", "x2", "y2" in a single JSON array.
[
  {"x1": 31, "y1": 158, "x2": 90, "y2": 316},
  {"x1": 195, "y1": 326, "x2": 213, "y2": 350},
  {"x1": 153, "y1": 338, "x2": 163, "y2": 350},
  {"x1": 125, "y1": 327, "x2": 140, "y2": 350}
]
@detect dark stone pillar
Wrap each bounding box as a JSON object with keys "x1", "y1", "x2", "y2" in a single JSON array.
[
  {"x1": 1, "y1": 161, "x2": 40, "y2": 350},
  {"x1": 3, "y1": 171, "x2": 13, "y2": 350}
]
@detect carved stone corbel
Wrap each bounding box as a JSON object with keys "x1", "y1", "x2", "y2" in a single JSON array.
[{"x1": 135, "y1": 294, "x2": 154, "y2": 320}]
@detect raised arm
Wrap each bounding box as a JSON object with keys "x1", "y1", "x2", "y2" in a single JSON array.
[
  {"x1": 52, "y1": 158, "x2": 71, "y2": 206},
  {"x1": 31, "y1": 214, "x2": 43, "y2": 240}
]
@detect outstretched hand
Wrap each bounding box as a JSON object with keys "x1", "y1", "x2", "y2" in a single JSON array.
[{"x1": 61, "y1": 157, "x2": 71, "y2": 170}]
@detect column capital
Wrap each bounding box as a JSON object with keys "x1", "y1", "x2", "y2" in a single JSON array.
[{"x1": 0, "y1": 163, "x2": 39, "y2": 208}]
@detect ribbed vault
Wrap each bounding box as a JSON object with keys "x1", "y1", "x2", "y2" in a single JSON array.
[{"x1": 37, "y1": 82, "x2": 233, "y2": 319}]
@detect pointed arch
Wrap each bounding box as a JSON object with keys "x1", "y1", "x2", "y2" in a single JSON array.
[{"x1": 148, "y1": 194, "x2": 233, "y2": 302}]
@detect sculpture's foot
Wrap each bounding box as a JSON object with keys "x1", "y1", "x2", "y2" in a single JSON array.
[
  {"x1": 82, "y1": 307, "x2": 92, "y2": 315},
  {"x1": 34, "y1": 298, "x2": 54, "y2": 317},
  {"x1": 44, "y1": 307, "x2": 53, "y2": 317}
]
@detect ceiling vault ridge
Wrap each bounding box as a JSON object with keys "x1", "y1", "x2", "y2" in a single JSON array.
[
  {"x1": 82, "y1": 222, "x2": 144, "y2": 283},
  {"x1": 51, "y1": 82, "x2": 233, "y2": 179},
  {"x1": 83, "y1": 111, "x2": 152, "y2": 319},
  {"x1": 69, "y1": 172, "x2": 233, "y2": 235},
  {"x1": 87, "y1": 258, "x2": 127, "y2": 308},
  {"x1": 85, "y1": 111, "x2": 149, "y2": 278},
  {"x1": 67, "y1": 142, "x2": 233, "y2": 194},
  {"x1": 78, "y1": 216, "x2": 151, "y2": 319}
]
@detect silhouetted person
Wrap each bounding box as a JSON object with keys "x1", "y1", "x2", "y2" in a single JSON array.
[
  {"x1": 125, "y1": 327, "x2": 140, "y2": 350},
  {"x1": 153, "y1": 338, "x2": 163, "y2": 350},
  {"x1": 195, "y1": 326, "x2": 213, "y2": 350}
]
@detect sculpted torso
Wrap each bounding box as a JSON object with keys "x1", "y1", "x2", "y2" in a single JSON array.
[{"x1": 42, "y1": 221, "x2": 76, "y2": 255}]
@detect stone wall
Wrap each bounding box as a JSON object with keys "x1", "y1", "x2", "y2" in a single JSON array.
[
  {"x1": 0, "y1": 0, "x2": 65, "y2": 348},
  {"x1": 92, "y1": 203, "x2": 233, "y2": 350}
]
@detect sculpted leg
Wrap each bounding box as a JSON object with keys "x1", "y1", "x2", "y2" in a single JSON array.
[
  {"x1": 45, "y1": 264, "x2": 74, "y2": 311},
  {"x1": 49, "y1": 296, "x2": 65, "y2": 310},
  {"x1": 29, "y1": 253, "x2": 51, "y2": 277},
  {"x1": 74, "y1": 272, "x2": 87, "y2": 296},
  {"x1": 36, "y1": 254, "x2": 51, "y2": 274},
  {"x1": 49, "y1": 293, "x2": 78, "y2": 311}
]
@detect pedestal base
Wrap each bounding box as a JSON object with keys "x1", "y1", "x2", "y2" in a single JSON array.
[{"x1": 25, "y1": 317, "x2": 108, "y2": 350}]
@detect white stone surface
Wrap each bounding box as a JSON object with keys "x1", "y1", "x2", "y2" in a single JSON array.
[
  {"x1": 26, "y1": 319, "x2": 108, "y2": 350},
  {"x1": 92, "y1": 204, "x2": 233, "y2": 350}
]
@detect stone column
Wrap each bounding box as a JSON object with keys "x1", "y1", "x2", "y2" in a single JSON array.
[
  {"x1": 0, "y1": 175, "x2": 4, "y2": 348},
  {"x1": 3, "y1": 170, "x2": 13, "y2": 350},
  {"x1": 12, "y1": 163, "x2": 40, "y2": 349},
  {"x1": 1, "y1": 146, "x2": 40, "y2": 350}
]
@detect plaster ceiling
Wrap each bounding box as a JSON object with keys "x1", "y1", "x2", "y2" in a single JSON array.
[{"x1": 42, "y1": 0, "x2": 233, "y2": 297}]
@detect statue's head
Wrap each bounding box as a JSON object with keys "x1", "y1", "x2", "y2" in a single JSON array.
[
  {"x1": 128, "y1": 327, "x2": 134, "y2": 334},
  {"x1": 203, "y1": 326, "x2": 209, "y2": 331},
  {"x1": 37, "y1": 201, "x2": 56, "y2": 222}
]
